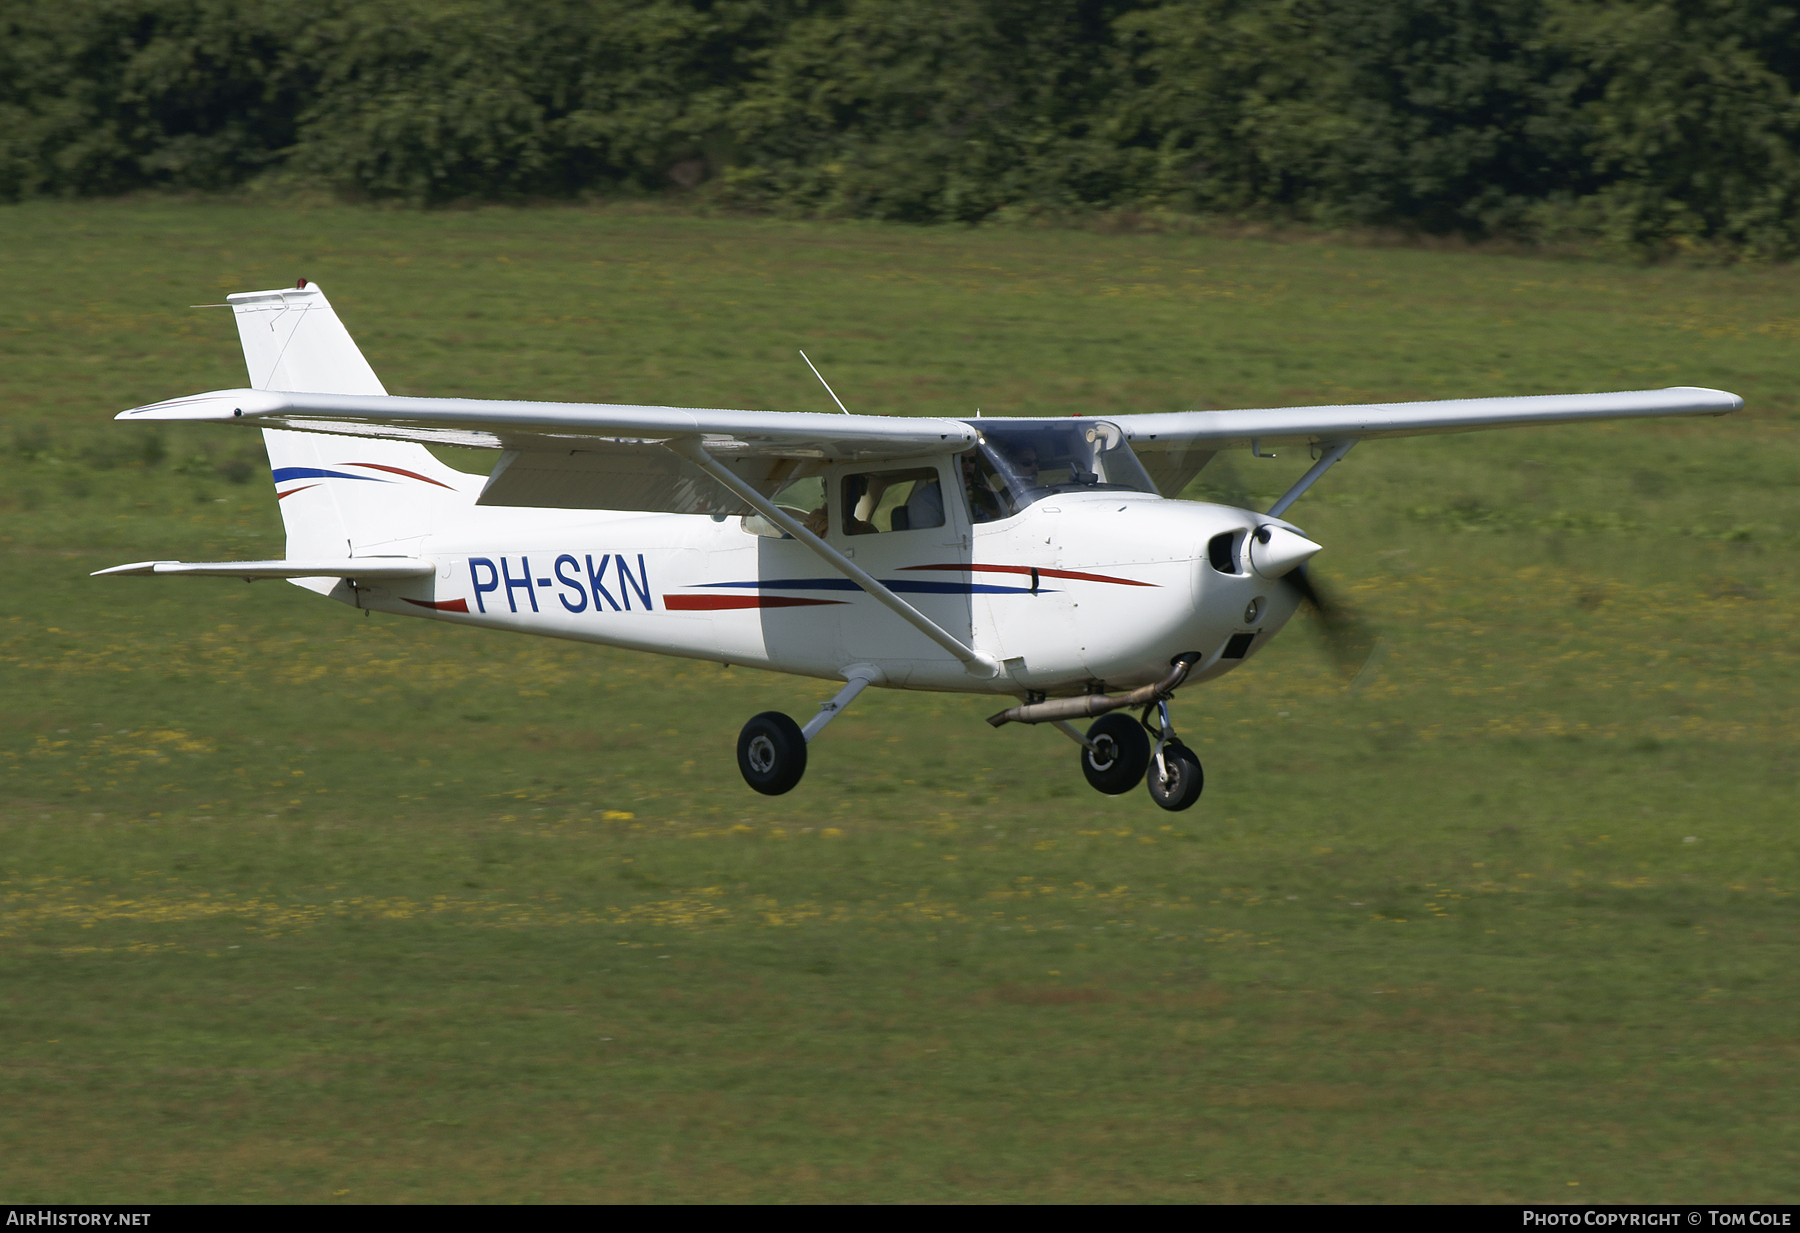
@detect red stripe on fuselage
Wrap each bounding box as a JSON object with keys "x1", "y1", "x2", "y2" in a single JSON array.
[
  {"x1": 663, "y1": 595, "x2": 847, "y2": 611},
  {"x1": 899, "y1": 562, "x2": 1156, "y2": 587},
  {"x1": 275, "y1": 484, "x2": 320, "y2": 500},
  {"x1": 345, "y1": 463, "x2": 458, "y2": 490},
  {"x1": 402, "y1": 597, "x2": 470, "y2": 613}
]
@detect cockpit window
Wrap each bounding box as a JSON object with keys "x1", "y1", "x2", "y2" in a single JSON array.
[{"x1": 962, "y1": 420, "x2": 1157, "y2": 521}]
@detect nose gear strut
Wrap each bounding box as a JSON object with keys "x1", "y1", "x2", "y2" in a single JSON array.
[
  {"x1": 1000, "y1": 656, "x2": 1207, "y2": 811},
  {"x1": 1141, "y1": 698, "x2": 1203, "y2": 811}
]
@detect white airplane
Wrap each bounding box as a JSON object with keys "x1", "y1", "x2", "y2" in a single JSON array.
[{"x1": 98, "y1": 281, "x2": 1742, "y2": 809}]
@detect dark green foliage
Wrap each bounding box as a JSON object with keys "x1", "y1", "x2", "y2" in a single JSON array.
[
  {"x1": 722, "y1": 1, "x2": 1144, "y2": 221},
  {"x1": 1545, "y1": 0, "x2": 1800, "y2": 257},
  {"x1": 1120, "y1": 0, "x2": 1592, "y2": 233},
  {"x1": 9, "y1": 0, "x2": 1800, "y2": 253},
  {"x1": 286, "y1": 0, "x2": 795, "y2": 200},
  {"x1": 0, "y1": 0, "x2": 307, "y2": 198}
]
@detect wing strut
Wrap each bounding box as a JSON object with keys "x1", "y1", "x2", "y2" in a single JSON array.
[
  {"x1": 1266, "y1": 439, "x2": 1356, "y2": 519},
  {"x1": 666, "y1": 438, "x2": 1000, "y2": 678}
]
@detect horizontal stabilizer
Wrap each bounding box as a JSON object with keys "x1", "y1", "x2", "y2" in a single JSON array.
[{"x1": 93, "y1": 558, "x2": 435, "y2": 581}]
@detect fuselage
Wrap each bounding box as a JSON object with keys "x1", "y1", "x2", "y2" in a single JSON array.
[{"x1": 332, "y1": 451, "x2": 1308, "y2": 698}]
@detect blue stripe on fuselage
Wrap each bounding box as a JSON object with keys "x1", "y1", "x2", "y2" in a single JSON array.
[{"x1": 271, "y1": 467, "x2": 391, "y2": 484}]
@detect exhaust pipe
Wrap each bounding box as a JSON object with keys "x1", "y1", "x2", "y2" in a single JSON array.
[{"x1": 986, "y1": 652, "x2": 1200, "y2": 728}]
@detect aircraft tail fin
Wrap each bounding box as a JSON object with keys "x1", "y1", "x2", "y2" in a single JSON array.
[
  {"x1": 228, "y1": 282, "x2": 478, "y2": 590},
  {"x1": 229, "y1": 281, "x2": 387, "y2": 398}
]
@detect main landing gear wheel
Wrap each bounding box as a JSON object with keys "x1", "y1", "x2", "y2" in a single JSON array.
[
  {"x1": 1080, "y1": 712, "x2": 1151, "y2": 795},
  {"x1": 738, "y1": 711, "x2": 807, "y2": 795},
  {"x1": 1147, "y1": 740, "x2": 1204, "y2": 812}
]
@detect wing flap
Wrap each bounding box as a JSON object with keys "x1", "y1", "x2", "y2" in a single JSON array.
[{"x1": 476, "y1": 446, "x2": 798, "y2": 515}]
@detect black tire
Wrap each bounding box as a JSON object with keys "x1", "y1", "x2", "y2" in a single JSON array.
[
  {"x1": 737, "y1": 711, "x2": 808, "y2": 795},
  {"x1": 1147, "y1": 740, "x2": 1204, "y2": 812},
  {"x1": 1081, "y1": 712, "x2": 1151, "y2": 795}
]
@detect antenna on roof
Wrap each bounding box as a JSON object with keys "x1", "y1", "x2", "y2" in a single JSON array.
[{"x1": 798, "y1": 350, "x2": 851, "y2": 415}]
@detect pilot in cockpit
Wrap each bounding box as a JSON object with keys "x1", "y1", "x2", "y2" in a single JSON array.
[
  {"x1": 1006, "y1": 443, "x2": 1040, "y2": 490},
  {"x1": 989, "y1": 441, "x2": 1041, "y2": 516}
]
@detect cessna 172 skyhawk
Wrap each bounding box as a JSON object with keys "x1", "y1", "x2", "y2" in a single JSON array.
[{"x1": 99, "y1": 282, "x2": 1741, "y2": 810}]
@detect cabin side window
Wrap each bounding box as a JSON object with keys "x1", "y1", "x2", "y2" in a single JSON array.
[
  {"x1": 841, "y1": 467, "x2": 946, "y2": 536},
  {"x1": 741, "y1": 474, "x2": 827, "y2": 539}
]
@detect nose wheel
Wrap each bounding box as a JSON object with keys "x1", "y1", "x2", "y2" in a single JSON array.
[
  {"x1": 1141, "y1": 699, "x2": 1204, "y2": 811},
  {"x1": 1146, "y1": 739, "x2": 1204, "y2": 811}
]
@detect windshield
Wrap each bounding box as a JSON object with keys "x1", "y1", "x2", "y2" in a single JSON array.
[{"x1": 963, "y1": 420, "x2": 1157, "y2": 521}]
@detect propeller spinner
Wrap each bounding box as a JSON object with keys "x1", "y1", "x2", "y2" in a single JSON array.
[{"x1": 1248, "y1": 525, "x2": 1323, "y2": 579}]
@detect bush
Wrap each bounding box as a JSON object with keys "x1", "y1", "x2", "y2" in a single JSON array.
[{"x1": 7, "y1": 0, "x2": 1800, "y2": 254}]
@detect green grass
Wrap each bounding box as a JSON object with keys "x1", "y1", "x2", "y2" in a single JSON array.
[{"x1": 2, "y1": 200, "x2": 1797, "y2": 1202}]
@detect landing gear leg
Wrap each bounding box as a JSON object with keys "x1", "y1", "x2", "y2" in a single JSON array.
[
  {"x1": 735, "y1": 666, "x2": 881, "y2": 796},
  {"x1": 1144, "y1": 699, "x2": 1203, "y2": 811}
]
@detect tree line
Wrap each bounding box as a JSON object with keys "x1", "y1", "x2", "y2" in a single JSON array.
[{"x1": 6, "y1": 0, "x2": 1800, "y2": 256}]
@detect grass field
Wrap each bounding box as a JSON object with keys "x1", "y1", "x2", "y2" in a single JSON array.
[{"x1": 2, "y1": 200, "x2": 1797, "y2": 1202}]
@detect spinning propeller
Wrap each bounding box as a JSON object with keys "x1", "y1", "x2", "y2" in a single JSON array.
[
  {"x1": 1284, "y1": 562, "x2": 1377, "y2": 678},
  {"x1": 1251, "y1": 525, "x2": 1378, "y2": 679}
]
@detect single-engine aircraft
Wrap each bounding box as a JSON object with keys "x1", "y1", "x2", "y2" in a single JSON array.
[{"x1": 98, "y1": 282, "x2": 1742, "y2": 809}]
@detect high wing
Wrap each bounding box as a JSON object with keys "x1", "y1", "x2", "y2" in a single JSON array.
[
  {"x1": 119, "y1": 387, "x2": 974, "y2": 458},
  {"x1": 120, "y1": 387, "x2": 978, "y2": 515},
  {"x1": 1122, "y1": 386, "x2": 1741, "y2": 495},
  {"x1": 1123, "y1": 385, "x2": 1739, "y2": 447},
  {"x1": 120, "y1": 381, "x2": 1740, "y2": 511}
]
